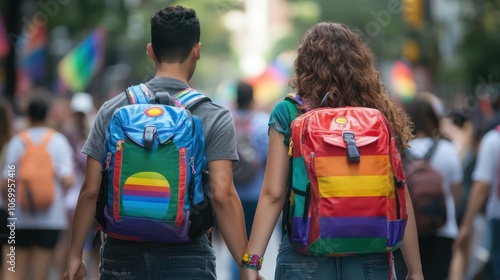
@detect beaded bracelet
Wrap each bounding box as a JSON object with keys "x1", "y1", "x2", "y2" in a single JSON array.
[{"x1": 241, "y1": 253, "x2": 264, "y2": 270}]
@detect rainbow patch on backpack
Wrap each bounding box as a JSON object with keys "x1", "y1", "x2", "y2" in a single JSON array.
[{"x1": 122, "y1": 172, "x2": 171, "y2": 219}]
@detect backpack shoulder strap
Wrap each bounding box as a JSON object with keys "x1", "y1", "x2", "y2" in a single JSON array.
[
  {"x1": 126, "y1": 84, "x2": 154, "y2": 104},
  {"x1": 18, "y1": 129, "x2": 55, "y2": 148},
  {"x1": 18, "y1": 131, "x2": 34, "y2": 147},
  {"x1": 175, "y1": 88, "x2": 211, "y2": 111},
  {"x1": 39, "y1": 129, "x2": 56, "y2": 149},
  {"x1": 284, "y1": 93, "x2": 306, "y2": 107},
  {"x1": 423, "y1": 140, "x2": 439, "y2": 161}
]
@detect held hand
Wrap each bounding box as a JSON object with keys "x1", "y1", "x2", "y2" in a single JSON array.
[
  {"x1": 454, "y1": 225, "x2": 472, "y2": 252},
  {"x1": 64, "y1": 257, "x2": 87, "y2": 280},
  {"x1": 239, "y1": 267, "x2": 259, "y2": 280}
]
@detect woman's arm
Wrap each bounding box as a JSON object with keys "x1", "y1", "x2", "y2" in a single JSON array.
[
  {"x1": 400, "y1": 187, "x2": 424, "y2": 280},
  {"x1": 240, "y1": 128, "x2": 290, "y2": 279}
]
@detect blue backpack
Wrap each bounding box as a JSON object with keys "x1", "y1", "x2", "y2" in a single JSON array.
[{"x1": 95, "y1": 84, "x2": 214, "y2": 243}]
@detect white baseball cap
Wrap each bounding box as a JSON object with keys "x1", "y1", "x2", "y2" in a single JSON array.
[{"x1": 70, "y1": 92, "x2": 95, "y2": 115}]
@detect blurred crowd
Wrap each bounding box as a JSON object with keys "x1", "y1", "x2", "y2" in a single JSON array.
[{"x1": 0, "y1": 80, "x2": 499, "y2": 280}]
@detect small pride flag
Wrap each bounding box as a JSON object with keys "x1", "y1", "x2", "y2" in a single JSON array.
[
  {"x1": 58, "y1": 27, "x2": 105, "y2": 93},
  {"x1": 0, "y1": 14, "x2": 9, "y2": 58},
  {"x1": 20, "y1": 25, "x2": 47, "y2": 83}
]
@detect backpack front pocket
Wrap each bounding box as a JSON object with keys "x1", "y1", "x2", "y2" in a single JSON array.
[{"x1": 114, "y1": 138, "x2": 186, "y2": 224}]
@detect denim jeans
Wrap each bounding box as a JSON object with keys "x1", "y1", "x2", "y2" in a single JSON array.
[
  {"x1": 275, "y1": 235, "x2": 395, "y2": 280},
  {"x1": 99, "y1": 234, "x2": 216, "y2": 280},
  {"x1": 490, "y1": 218, "x2": 500, "y2": 279}
]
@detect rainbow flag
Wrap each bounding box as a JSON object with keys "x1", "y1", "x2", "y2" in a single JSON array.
[
  {"x1": 390, "y1": 60, "x2": 416, "y2": 103},
  {"x1": 20, "y1": 25, "x2": 47, "y2": 83},
  {"x1": 58, "y1": 27, "x2": 105, "y2": 93},
  {"x1": 0, "y1": 14, "x2": 9, "y2": 58},
  {"x1": 247, "y1": 61, "x2": 289, "y2": 105}
]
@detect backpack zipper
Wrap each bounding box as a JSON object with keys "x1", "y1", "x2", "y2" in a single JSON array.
[
  {"x1": 190, "y1": 157, "x2": 196, "y2": 174},
  {"x1": 105, "y1": 152, "x2": 112, "y2": 171}
]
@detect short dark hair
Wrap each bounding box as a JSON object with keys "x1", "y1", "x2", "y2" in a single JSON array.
[
  {"x1": 150, "y1": 6, "x2": 200, "y2": 63},
  {"x1": 27, "y1": 97, "x2": 49, "y2": 123},
  {"x1": 236, "y1": 81, "x2": 253, "y2": 110}
]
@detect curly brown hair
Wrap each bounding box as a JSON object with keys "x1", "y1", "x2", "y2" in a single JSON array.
[{"x1": 290, "y1": 22, "x2": 413, "y2": 147}]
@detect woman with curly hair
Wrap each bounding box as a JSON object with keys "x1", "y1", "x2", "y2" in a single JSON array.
[{"x1": 240, "y1": 22, "x2": 424, "y2": 280}]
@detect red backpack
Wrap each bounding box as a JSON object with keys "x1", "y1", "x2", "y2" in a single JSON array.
[
  {"x1": 284, "y1": 94, "x2": 408, "y2": 256},
  {"x1": 403, "y1": 141, "x2": 447, "y2": 237}
]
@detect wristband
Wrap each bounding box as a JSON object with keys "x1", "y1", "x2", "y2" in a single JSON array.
[{"x1": 241, "y1": 253, "x2": 263, "y2": 270}]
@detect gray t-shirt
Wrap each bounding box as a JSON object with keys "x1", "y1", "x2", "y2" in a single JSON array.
[{"x1": 82, "y1": 77, "x2": 238, "y2": 164}]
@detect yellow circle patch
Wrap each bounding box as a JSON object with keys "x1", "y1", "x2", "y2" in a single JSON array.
[
  {"x1": 144, "y1": 107, "x2": 164, "y2": 117},
  {"x1": 335, "y1": 117, "x2": 348, "y2": 124}
]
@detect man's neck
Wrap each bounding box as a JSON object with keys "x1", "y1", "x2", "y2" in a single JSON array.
[
  {"x1": 154, "y1": 63, "x2": 190, "y2": 83},
  {"x1": 30, "y1": 121, "x2": 46, "y2": 128}
]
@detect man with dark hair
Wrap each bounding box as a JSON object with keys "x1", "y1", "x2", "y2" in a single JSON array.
[
  {"x1": 2, "y1": 96, "x2": 74, "y2": 279},
  {"x1": 64, "y1": 6, "x2": 248, "y2": 280}
]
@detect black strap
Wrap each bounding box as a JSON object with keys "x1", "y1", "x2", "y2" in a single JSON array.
[
  {"x1": 423, "y1": 140, "x2": 439, "y2": 161},
  {"x1": 403, "y1": 140, "x2": 439, "y2": 163},
  {"x1": 154, "y1": 91, "x2": 174, "y2": 106},
  {"x1": 282, "y1": 156, "x2": 293, "y2": 237}
]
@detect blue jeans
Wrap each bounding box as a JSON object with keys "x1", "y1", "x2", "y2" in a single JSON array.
[
  {"x1": 275, "y1": 235, "x2": 395, "y2": 280},
  {"x1": 99, "y1": 234, "x2": 216, "y2": 280},
  {"x1": 490, "y1": 218, "x2": 500, "y2": 279}
]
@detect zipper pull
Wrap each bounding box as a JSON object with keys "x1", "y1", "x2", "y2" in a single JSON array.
[
  {"x1": 288, "y1": 141, "x2": 294, "y2": 157},
  {"x1": 105, "y1": 152, "x2": 112, "y2": 170},
  {"x1": 190, "y1": 157, "x2": 196, "y2": 174},
  {"x1": 309, "y1": 152, "x2": 314, "y2": 169}
]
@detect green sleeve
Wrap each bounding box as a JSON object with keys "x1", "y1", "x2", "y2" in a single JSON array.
[{"x1": 268, "y1": 100, "x2": 301, "y2": 147}]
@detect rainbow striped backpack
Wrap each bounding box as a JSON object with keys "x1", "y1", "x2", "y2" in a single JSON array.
[
  {"x1": 283, "y1": 94, "x2": 408, "y2": 256},
  {"x1": 95, "y1": 84, "x2": 214, "y2": 243}
]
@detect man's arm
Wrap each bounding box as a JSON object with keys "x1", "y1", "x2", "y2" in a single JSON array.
[
  {"x1": 65, "y1": 156, "x2": 102, "y2": 279},
  {"x1": 208, "y1": 160, "x2": 247, "y2": 265}
]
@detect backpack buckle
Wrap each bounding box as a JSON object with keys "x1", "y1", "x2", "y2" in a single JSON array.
[
  {"x1": 342, "y1": 131, "x2": 360, "y2": 163},
  {"x1": 143, "y1": 125, "x2": 157, "y2": 149}
]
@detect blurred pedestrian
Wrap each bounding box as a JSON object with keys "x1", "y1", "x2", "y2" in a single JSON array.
[
  {"x1": 241, "y1": 22, "x2": 423, "y2": 280},
  {"x1": 230, "y1": 81, "x2": 270, "y2": 279},
  {"x1": 64, "y1": 5, "x2": 248, "y2": 280},
  {"x1": 398, "y1": 97, "x2": 463, "y2": 280},
  {"x1": 454, "y1": 86, "x2": 500, "y2": 279},
  {"x1": 1, "y1": 96, "x2": 74, "y2": 280}
]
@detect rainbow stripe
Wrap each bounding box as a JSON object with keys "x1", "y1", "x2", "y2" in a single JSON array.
[
  {"x1": 58, "y1": 27, "x2": 105, "y2": 92},
  {"x1": 121, "y1": 172, "x2": 171, "y2": 219}
]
